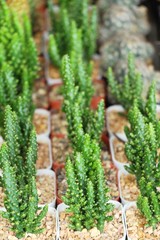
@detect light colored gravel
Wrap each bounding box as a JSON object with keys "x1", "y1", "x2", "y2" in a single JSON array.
[
  {"x1": 0, "y1": 175, "x2": 55, "y2": 208},
  {"x1": 32, "y1": 81, "x2": 48, "y2": 109},
  {"x1": 107, "y1": 111, "x2": 129, "y2": 133},
  {"x1": 59, "y1": 208, "x2": 124, "y2": 240},
  {"x1": 120, "y1": 174, "x2": 140, "y2": 201},
  {"x1": 126, "y1": 206, "x2": 160, "y2": 239},
  {"x1": 52, "y1": 137, "x2": 72, "y2": 164},
  {"x1": 33, "y1": 114, "x2": 48, "y2": 135},
  {"x1": 36, "y1": 142, "x2": 50, "y2": 169},
  {"x1": 0, "y1": 210, "x2": 56, "y2": 240},
  {"x1": 113, "y1": 138, "x2": 128, "y2": 163},
  {"x1": 51, "y1": 110, "x2": 68, "y2": 135},
  {"x1": 36, "y1": 175, "x2": 55, "y2": 205}
]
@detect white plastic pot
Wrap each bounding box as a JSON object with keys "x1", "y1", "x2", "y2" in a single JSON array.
[
  {"x1": 34, "y1": 108, "x2": 51, "y2": 138},
  {"x1": 37, "y1": 135, "x2": 53, "y2": 170},
  {"x1": 118, "y1": 169, "x2": 137, "y2": 205},
  {"x1": 57, "y1": 200, "x2": 126, "y2": 240},
  {"x1": 109, "y1": 135, "x2": 129, "y2": 171},
  {"x1": 36, "y1": 169, "x2": 56, "y2": 208},
  {"x1": 106, "y1": 105, "x2": 128, "y2": 142},
  {"x1": 123, "y1": 202, "x2": 137, "y2": 240}
]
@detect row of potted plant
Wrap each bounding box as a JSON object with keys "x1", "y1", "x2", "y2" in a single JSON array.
[
  {"x1": 40, "y1": 0, "x2": 130, "y2": 239},
  {"x1": 107, "y1": 51, "x2": 160, "y2": 238},
  {"x1": 0, "y1": 1, "x2": 57, "y2": 239}
]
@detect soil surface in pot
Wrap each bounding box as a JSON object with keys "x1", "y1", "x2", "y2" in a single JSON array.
[
  {"x1": 33, "y1": 113, "x2": 49, "y2": 135},
  {"x1": 120, "y1": 174, "x2": 139, "y2": 202},
  {"x1": 51, "y1": 110, "x2": 68, "y2": 135},
  {"x1": 101, "y1": 151, "x2": 119, "y2": 200},
  {"x1": 0, "y1": 210, "x2": 56, "y2": 240},
  {"x1": 52, "y1": 137, "x2": 72, "y2": 164},
  {"x1": 49, "y1": 85, "x2": 64, "y2": 101},
  {"x1": 107, "y1": 110, "x2": 129, "y2": 133},
  {"x1": 36, "y1": 174, "x2": 55, "y2": 205},
  {"x1": 113, "y1": 138, "x2": 128, "y2": 163},
  {"x1": 49, "y1": 64, "x2": 61, "y2": 79},
  {"x1": 0, "y1": 175, "x2": 55, "y2": 208},
  {"x1": 36, "y1": 142, "x2": 50, "y2": 169},
  {"x1": 59, "y1": 207, "x2": 124, "y2": 240},
  {"x1": 126, "y1": 206, "x2": 160, "y2": 239},
  {"x1": 33, "y1": 80, "x2": 48, "y2": 109}
]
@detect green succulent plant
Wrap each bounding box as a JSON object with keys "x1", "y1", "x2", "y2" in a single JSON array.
[
  {"x1": 0, "y1": 0, "x2": 39, "y2": 90},
  {"x1": 125, "y1": 101, "x2": 160, "y2": 180},
  {"x1": 107, "y1": 53, "x2": 143, "y2": 111},
  {"x1": 48, "y1": 0, "x2": 97, "y2": 63},
  {"x1": 61, "y1": 55, "x2": 104, "y2": 145},
  {"x1": 63, "y1": 134, "x2": 113, "y2": 232},
  {"x1": 124, "y1": 97, "x2": 160, "y2": 228},
  {"x1": 0, "y1": 106, "x2": 47, "y2": 239},
  {"x1": 137, "y1": 177, "x2": 160, "y2": 229},
  {"x1": 0, "y1": 64, "x2": 34, "y2": 136}
]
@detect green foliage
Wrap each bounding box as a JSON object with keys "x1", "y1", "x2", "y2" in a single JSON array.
[
  {"x1": 125, "y1": 101, "x2": 160, "y2": 227},
  {"x1": 0, "y1": 106, "x2": 47, "y2": 238},
  {"x1": 48, "y1": 0, "x2": 97, "y2": 63},
  {"x1": 63, "y1": 135, "x2": 113, "y2": 232},
  {"x1": 0, "y1": 65, "x2": 34, "y2": 136},
  {"x1": 107, "y1": 53, "x2": 143, "y2": 111},
  {"x1": 61, "y1": 55, "x2": 104, "y2": 144},
  {"x1": 125, "y1": 103, "x2": 159, "y2": 181},
  {"x1": 0, "y1": 143, "x2": 48, "y2": 238},
  {"x1": 137, "y1": 179, "x2": 160, "y2": 228},
  {"x1": 0, "y1": 0, "x2": 39, "y2": 89}
]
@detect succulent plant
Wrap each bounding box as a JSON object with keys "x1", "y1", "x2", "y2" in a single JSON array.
[
  {"x1": 61, "y1": 55, "x2": 104, "y2": 144},
  {"x1": 48, "y1": 0, "x2": 97, "y2": 63},
  {"x1": 0, "y1": 106, "x2": 47, "y2": 238},
  {"x1": 0, "y1": 0, "x2": 39, "y2": 89},
  {"x1": 107, "y1": 53, "x2": 143, "y2": 111},
  {"x1": 137, "y1": 178, "x2": 160, "y2": 228},
  {"x1": 63, "y1": 134, "x2": 113, "y2": 232},
  {"x1": 0, "y1": 64, "x2": 34, "y2": 136},
  {"x1": 125, "y1": 101, "x2": 160, "y2": 181}
]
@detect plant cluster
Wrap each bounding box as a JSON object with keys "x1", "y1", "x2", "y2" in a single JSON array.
[
  {"x1": 0, "y1": 106, "x2": 48, "y2": 238},
  {"x1": 0, "y1": 0, "x2": 39, "y2": 88},
  {"x1": 48, "y1": 0, "x2": 97, "y2": 66},
  {"x1": 125, "y1": 93, "x2": 160, "y2": 228},
  {"x1": 61, "y1": 55, "x2": 113, "y2": 232},
  {"x1": 61, "y1": 55, "x2": 104, "y2": 145},
  {"x1": 107, "y1": 53, "x2": 143, "y2": 111},
  {"x1": 0, "y1": 1, "x2": 47, "y2": 238},
  {"x1": 0, "y1": 0, "x2": 38, "y2": 134},
  {"x1": 63, "y1": 134, "x2": 113, "y2": 232}
]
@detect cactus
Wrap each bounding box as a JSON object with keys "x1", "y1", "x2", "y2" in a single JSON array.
[
  {"x1": 63, "y1": 134, "x2": 113, "y2": 232},
  {"x1": 61, "y1": 55, "x2": 104, "y2": 144},
  {"x1": 0, "y1": 65, "x2": 33, "y2": 136},
  {"x1": 107, "y1": 53, "x2": 143, "y2": 111},
  {"x1": 48, "y1": 0, "x2": 97, "y2": 63},
  {"x1": 0, "y1": 0, "x2": 39, "y2": 89},
  {"x1": 0, "y1": 107, "x2": 47, "y2": 238}
]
